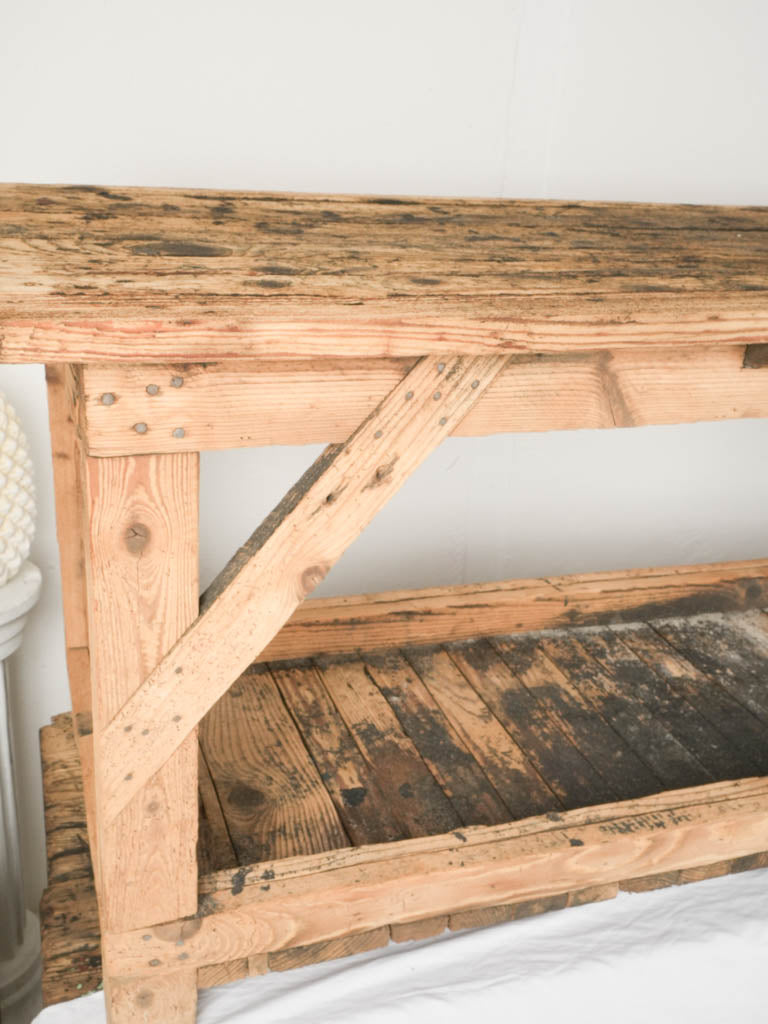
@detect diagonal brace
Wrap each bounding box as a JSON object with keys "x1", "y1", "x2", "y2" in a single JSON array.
[{"x1": 98, "y1": 352, "x2": 510, "y2": 824}]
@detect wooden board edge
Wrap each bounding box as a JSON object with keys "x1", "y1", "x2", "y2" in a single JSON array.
[{"x1": 262, "y1": 558, "x2": 768, "y2": 660}]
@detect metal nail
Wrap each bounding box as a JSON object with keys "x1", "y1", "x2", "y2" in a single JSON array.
[
  {"x1": 173, "y1": 427, "x2": 185, "y2": 438},
  {"x1": 170, "y1": 376, "x2": 184, "y2": 388},
  {"x1": 133, "y1": 422, "x2": 148, "y2": 434},
  {"x1": 146, "y1": 384, "x2": 159, "y2": 396},
  {"x1": 101, "y1": 393, "x2": 116, "y2": 406}
]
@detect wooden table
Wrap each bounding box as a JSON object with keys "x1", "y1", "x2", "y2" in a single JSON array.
[{"x1": 2, "y1": 185, "x2": 768, "y2": 1023}]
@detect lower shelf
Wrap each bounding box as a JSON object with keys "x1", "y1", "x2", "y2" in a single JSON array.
[{"x1": 40, "y1": 606, "x2": 768, "y2": 1005}]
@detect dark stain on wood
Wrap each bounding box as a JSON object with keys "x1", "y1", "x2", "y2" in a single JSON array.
[
  {"x1": 124, "y1": 522, "x2": 150, "y2": 554},
  {"x1": 743, "y1": 343, "x2": 768, "y2": 368}
]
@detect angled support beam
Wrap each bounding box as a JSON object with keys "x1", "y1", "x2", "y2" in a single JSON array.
[{"x1": 99, "y1": 352, "x2": 510, "y2": 825}]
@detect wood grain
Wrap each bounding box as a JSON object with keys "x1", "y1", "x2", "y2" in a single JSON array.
[
  {"x1": 2, "y1": 187, "x2": 767, "y2": 364},
  {"x1": 106, "y1": 777, "x2": 768, "y2": 975},
  {"x1": 404, "y1": 646, "x2": 559, "y2": 819},
  {"x1": 80, "y1": 346, "x2": 768, "y2": 456},
  {"x1": 261, "y1": 558, "x2": 768, "y2": 661},
  {"x1": 82, "y1": 452, "x2": 199, "y2": 1021},
  {"x1": 99, "y1": 353, "x2": 508, "y2": 824},
  {"x1": 200, "y1": 663, "x2": 349, "y2": 863}
]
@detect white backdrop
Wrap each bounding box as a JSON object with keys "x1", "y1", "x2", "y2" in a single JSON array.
[{"x1": 1, "y1": 0, "x2": 767, "y2": 912}]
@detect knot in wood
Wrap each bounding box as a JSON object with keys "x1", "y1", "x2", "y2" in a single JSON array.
[
  {"x1": 124, "y1": 521, "x2": 150, "y2": 554},
  {"x1": 301, "y1": 563, "x2": 329, "y2": 595}
]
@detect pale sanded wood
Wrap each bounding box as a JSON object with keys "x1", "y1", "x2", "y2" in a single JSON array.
[
  {"x1": 80, "y1": 346, "x2": 768, "y2": 456},
  {"x1": 105, "y1": 777, "x2": 768, "y2": 975},
  {"x1": 82, "y1": 452, "x2": 200, "y2": 1021},
  {"x1": 45, "y1": 364, "x2": 101, "y2": 881},
  {"x1": 99, "y1": 353, "x2": 509, "y2": 825},
  {"x1": 45, "y1": 365, "x2": 90, "y2": 651},
  {"x1": 2, "y1": 186, "x2": 768, "y2": 364},
  {"x1": 261, "y1": 559, "x2": 768, "y2": 661}
]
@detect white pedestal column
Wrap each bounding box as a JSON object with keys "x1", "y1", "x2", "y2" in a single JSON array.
[{"x1": 0, "y1": 561, "x2": 43, "y2": 1024}]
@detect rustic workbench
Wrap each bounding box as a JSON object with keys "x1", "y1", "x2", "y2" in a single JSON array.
[{"x1": 2, "y1": 185, "x2": 768, "y2": 1023}]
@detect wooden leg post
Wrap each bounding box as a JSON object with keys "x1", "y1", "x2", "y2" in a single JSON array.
[{"x1": 82, "y1": 452, "x2": 200, "y2": 1022}]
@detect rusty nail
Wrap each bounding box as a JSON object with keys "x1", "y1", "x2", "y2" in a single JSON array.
[{"x1": 124, "y1": 772, "x2": 133, "y2": 781}]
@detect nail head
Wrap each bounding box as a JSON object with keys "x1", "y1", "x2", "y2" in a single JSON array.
[
  {"x1": 433, "y1": 391, "x2": 441, "y2": 400},
  {"x1": 146, "y1": 384, "x2": 159, "y2": 396},
  {"x1": 100, "y1": 393, "x2": 115, "y2": 406},
  {"x1": 471, "y1": 380, "x2": 480, "y2": 389},
  {"x1": 133, "y1": 422, "x2": 148, "y2": 434},
  {"x1": 173, "y1": 427, "x2": 185, "y2": 438},
  {"x1": 405, "y1": 391, "x2": 413, "y2": 400},
  {"x1": 170, "y1": 376, "x2": 184, "y2": 388}
]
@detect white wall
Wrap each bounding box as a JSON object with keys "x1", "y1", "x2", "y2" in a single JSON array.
[{"x1": 1, "y1": 0, "x2": 767, "y2": 911}]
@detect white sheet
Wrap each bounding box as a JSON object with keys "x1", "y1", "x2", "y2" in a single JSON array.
[{"x1": 35, "y1": 867, "x2": 768, "y2": 1024}]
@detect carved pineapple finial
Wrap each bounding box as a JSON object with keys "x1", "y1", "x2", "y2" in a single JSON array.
[{"x1": 0, "y1": 394, "x2": 36, "y2": 588}]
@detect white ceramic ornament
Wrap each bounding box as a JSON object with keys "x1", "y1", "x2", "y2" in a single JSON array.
[{"x1": 0, "y1": 394, "x2": 36, "y2": 588}]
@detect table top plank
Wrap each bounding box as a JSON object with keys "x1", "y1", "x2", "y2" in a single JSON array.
[{"x1": 1, "y1": 184, "x2": 767, "y2": 362}]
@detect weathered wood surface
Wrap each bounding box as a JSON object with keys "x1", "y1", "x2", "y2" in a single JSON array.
[
  {"x1": 107, "y1": 776, "x2": 768, "y2": 975},
  {"x1": 261, "y1": 558, "x2": 768, "y2": 660},
  {"x1": 99, "y1": 353, "x2": 508, "y2": 825},
  {"x1": 80, "y1": 345, "x2": 768, "y2": 456},
  {"x1": 2, "y1": 186, "x2": 768, "y2": 364},
  {"x1": 40, "y1": 602, "x2": 768, "y2": 1004}
]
